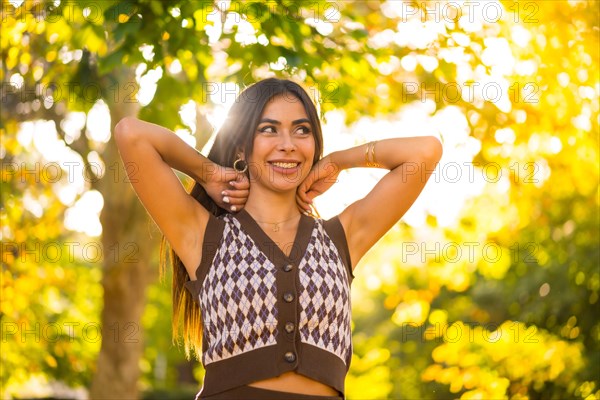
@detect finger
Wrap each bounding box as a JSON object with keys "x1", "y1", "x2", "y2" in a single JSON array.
[
  {"x1": 299, "y1": 176, "x2": 312, "y2": 190},
  {"x1": 297, "y1": 187, "x2": 312, "y2": 204},
  {"x1": 296, "y1": 195, "x2": 311, "y2": 211},
  {"x1": 299, "y1": 177, "x2": 314, "y2": 198},
  {"x1": 236, "y1": 173, "x2": 249, "y2": 182},
  {"x1": 229, "y1": 180, "x2": 250, "y2": 190},
  {"x1": 296, "y1": 203, "x2": 311, "y2": 215},
  {"x1": 230, "y1": 173, "x2": 249, "y2": 185},
  {"x1": 234, "y1": 171, "x2": 249, "y2": 184},
  {"x1": 226, "y1": 191, "x2": 248, "y2": 201},
  {"x1": 221, "y1": 188, "x2": 249, "y2": 202},
  {"x1": 222, "y1": 196, "x2": 246, "y2": 206},
  {"x1": 219, "y1": 200, "x2": 242, "y2": 212},
  {"x1": 223, "y1": 190, "x2": 249, "y2": 199},
  {"x1": 296, "y1": 201, "x2": 309, "y2": 213}
]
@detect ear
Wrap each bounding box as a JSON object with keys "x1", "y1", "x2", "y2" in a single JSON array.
[{"x1": 234, "y1": 147, "x2": 246, "y2": 161}]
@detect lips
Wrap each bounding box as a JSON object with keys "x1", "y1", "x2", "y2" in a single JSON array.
[
  {"x1": 269, "y1": 161, "x2": 300, "y2": 168},
  {"x1": 268, "y1": 161, "x2": 302, "y2": 174}
]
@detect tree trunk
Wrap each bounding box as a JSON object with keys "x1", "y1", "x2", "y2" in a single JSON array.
[{"x1": 90, "y1": 73, "x2": 157, "y2": 399}]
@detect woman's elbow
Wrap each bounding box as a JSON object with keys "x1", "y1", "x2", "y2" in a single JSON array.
[
  {"x1": 114, "y1": 116, "x2": 139, "y2": 143},
  {"x1": 422, "y1": 136, "x2": 443, "y2": 163}
]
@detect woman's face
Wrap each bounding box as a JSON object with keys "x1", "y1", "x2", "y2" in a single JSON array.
[{"x1": 246, "y1": 94, "x2": 316, "y2": 193}]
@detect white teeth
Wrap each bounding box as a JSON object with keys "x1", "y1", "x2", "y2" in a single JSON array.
[{"x1": 271, "y1": 162, "x2": 299, "y2": 169}]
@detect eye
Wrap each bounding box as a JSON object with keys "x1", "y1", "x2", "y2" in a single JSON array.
[
  {"x1": 296, "y1": 126, "x2": 312, "y2": 135},
  {"x1": 258, "y1": 125, "x2": 276, "y2": 134}
]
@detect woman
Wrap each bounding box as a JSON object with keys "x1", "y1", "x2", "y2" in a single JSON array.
[{"x1": 114, "y1": 78, "x2": 442, "y2": 399}]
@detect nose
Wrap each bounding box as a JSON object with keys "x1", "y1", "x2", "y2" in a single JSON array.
[{"x1": 277, "y1": 131, "x2": 296, "y2": 152}]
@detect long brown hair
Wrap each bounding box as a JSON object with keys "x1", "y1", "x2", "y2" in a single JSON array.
[{"x1": 161, "y1": 78, "x2": 325, "y2": 359}]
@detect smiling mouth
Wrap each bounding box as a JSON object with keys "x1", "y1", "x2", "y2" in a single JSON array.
[{"x1": 268, "y1": 162, "x2": 301, "y2": 169}]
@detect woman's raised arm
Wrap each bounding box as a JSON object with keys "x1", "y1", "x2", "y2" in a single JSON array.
[
  {"x1": 298, "y1": 136, "x2": 443, "y2": 271},
  {"x1": 113, "y1": 117, "x2": 247, "y2": 276}
]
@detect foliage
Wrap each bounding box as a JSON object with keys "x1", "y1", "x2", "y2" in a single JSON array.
[
  {"x1": 422, "y1": 321, "x2": 585, "y2": 398},
  {"x1": 345, "y1": 2, "x2": 599, "y2": 397},
  {"x1": 1, "y1": 134, "x2": 102, "y2": 395}
]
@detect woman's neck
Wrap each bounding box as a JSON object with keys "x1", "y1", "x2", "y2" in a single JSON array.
[{"x1": 242, "y1": 188, "x2": 301, "y2": 224}]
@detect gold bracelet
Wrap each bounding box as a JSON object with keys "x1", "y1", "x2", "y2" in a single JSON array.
[
  {"x1": 365, "y1": 142, "x2": 372, "y2": 166},
  {"x1": 373, "y1": 140, "x2": 383, "y2": 168},
  {"x1": 370, "y1": 141, "x2": 378, "y2": 167},
  {"x1": 365, "y1": 141, "x2": 380, "y2": 167}
]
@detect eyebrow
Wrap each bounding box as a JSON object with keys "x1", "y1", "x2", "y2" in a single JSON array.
[{"x1": 258, "y1": 118, "x2": 311, "y2": 125}]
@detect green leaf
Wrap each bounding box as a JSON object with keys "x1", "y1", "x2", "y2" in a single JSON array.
[
  {"x1": 114, "y1": 15, "x2": 142, "y2": 43},
  {"x1": 99, "y1": 48, "x2": 125, "y2": 75}
]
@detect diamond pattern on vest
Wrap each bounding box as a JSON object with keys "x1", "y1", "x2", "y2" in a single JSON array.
[
  {"x1": 298, "y1": 221, "x2": 352, "y2": 366},
  {"x1": 200, "y1": 214, "x2": 278, "y2": 365}
]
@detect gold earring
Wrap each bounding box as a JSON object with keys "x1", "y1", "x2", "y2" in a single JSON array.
[{"x1": 233, "y1": 155, "x2": 248, "y2": 173}]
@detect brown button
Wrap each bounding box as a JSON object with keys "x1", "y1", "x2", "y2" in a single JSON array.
[
  {"x1": 283, "y1": 264, "x2": 293, "y2": 272},
  {"x1": 285, "y1": 322, "x2": 295, "y2": 333},
  {"x1": 283, "y1": 292, "x2": 294, "y2": 303},
  {"x1": 284, "y1": 351, "x2": 296, "y2": 363}
]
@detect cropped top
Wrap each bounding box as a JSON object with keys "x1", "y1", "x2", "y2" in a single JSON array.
[{"x1": 184, "y1": 208, "x2": 355, "y2": 398}]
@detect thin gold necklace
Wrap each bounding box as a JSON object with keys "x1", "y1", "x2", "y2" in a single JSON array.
[{"x1": 252, "y1": 212, "x2": 301, "y2": 232}]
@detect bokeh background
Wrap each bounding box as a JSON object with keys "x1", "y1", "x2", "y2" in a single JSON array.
[{"x1": 1, "y1": 0, "x2": 599, "y2": 399}]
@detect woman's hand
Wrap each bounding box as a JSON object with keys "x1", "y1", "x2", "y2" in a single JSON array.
[
  {"x1": 203, "y1": 164, "x2": 250, "y2": 212},
  {"x1": 296, "y1": 155, "x2": 341, "y2": 211}
]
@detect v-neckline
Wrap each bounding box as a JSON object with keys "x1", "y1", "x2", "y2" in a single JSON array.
[{"x1": 233, "y1": 208, "x2": 315, "y2": 266}]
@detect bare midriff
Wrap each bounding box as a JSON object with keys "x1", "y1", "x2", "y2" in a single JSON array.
[{"x1": 247, "y1": 371, "x2": 339, "y2": 396}]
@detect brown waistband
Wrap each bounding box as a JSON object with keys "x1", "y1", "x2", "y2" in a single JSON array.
[{"x1": 198, "y1": 385, "x2": 344, "y2": 400}]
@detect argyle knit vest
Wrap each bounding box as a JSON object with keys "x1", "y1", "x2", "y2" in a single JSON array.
[{"x1": 184, "y1": 208, "x2": 354, "y2": 398}]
